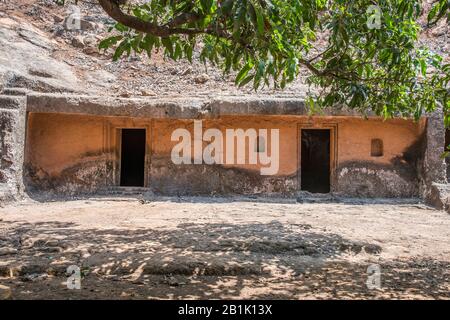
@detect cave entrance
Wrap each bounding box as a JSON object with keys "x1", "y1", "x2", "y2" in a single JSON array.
[
  {"x1": 301, "y1": 129, "x2": 331, "y2": 193},
  {"x1": 120, "y1": 129, "x2": 146, "y2": 187}
]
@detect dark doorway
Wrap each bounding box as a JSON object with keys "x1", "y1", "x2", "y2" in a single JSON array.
[
  {"x1": 301, "y1": 129, "x2": 331, "y2": 193},
  {"x1": 120, "y1": 129, "x2": 146, "y2": 187}
]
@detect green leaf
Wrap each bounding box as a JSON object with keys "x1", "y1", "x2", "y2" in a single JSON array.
[
  {"x1": 161, "y1": 37, "x2": 174, "y2": 57},
  {"x1": 235, "y1": 62, "x2": 254, "y2": 85},
  {"x1": 113, "y1": 39, "x2": 131, "y2": 61},
  {"x1": 200, "y1": 0, "x2": 214, "y2": 13},
  {"x1": 98, "y1": 36, "x2": 123, "y2": 50},
  {"x1": 90, "y1": 0, "x2": 450, "y2": 122},
  {"x1": 253, "y1": 2, "x2": 265, "y2": 36},
  {"x1": 238, "y1": 74, "x2": 254, "y2": 87}
]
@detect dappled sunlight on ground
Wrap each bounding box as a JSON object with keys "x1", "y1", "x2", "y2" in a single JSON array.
[{"x1": 0, "y1": 198, "x2": 449, "y2": 299}]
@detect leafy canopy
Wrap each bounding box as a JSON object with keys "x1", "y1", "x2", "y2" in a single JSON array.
[{"x1": 62, "y1": 1, "x2": 449, "y2": 122}]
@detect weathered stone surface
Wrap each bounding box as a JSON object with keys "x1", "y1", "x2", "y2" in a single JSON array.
[
  {"x1": 209, "y1": 97, "x2": 307, "y2": 116},
  {"x1": 63, "y1": 17, "x2": 97, "y2": 31},
  {"x1": 71, "y1": 35, "x2": 85, "y2": 48},
  {"x1": 0, "y1": 87, "x2": 29, "y2": 96},
  {"x1": 0, "y1": 17, "x2": 82, "y2": 93},
  {"x1": 21, "y1": 98, "x2": 434, "y2": 200},
  {"x1": 141, "y1": 89, "x2": 157, "y2": 97},
  {"x1": 208, "y1": 96, "x2": 372, "y2": 117},
  {"x1": 0, "y1": 247, "x2": 18, "y2": 256},
  {"x1": 335, "y1": 162, "x2": 419, "y2": 198},
  {"x1": 26, "y1": 93, "x2": 381, "y2": 119},
  {"x1": 27, "y1": 93, "x2": 206, "y2": 119},
  {"x1": 0, "y1": 92, "x2": 445, "y2": 202},
  {"x1": 0, "y1": 284, "x2": 11, "y2": 300},
  {"x1": 334, "y1": 134, "x2": 425, "y2": 198},
  {"x1": 425, "y1": 183, "x2": 450, "y2": 211},
  {"x1": 423, "y1": 110, "x2": 446, "y2": 183},
  {"x1": 421, "y1": 110, "x2": 447, "y2": 208},
  {"x1": 25, "y1": 159, "x2": 109, "y2": 196},
  {"x1": 150, "y1": 156, "x2": 297, "y2": 196},
  {"x1": 194, "y1": 73, "x2": 210, "y2": 84},
  {"x1": 0, "y1": 96, "x2": 26, "y2": 203}
]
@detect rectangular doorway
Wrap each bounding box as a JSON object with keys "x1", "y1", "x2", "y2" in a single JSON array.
[
  {"x1": 120, "y1": 129, "x2": 146, "y2": 187},
  {"x1": 301, "y1": 129, "x2": 331, "y2": 193}
]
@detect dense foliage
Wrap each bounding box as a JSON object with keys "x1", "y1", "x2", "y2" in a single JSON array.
[{"x1": 61, "y1": 1, "x2": 449, "y2": 122}]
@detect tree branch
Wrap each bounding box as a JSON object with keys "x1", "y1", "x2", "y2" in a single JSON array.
[
  {"x1": 97, "y1": 0, "x2": 226, "y2": 37},
  {"x1": 165, "y1": 12, "x2": 203, "y2": 27}
]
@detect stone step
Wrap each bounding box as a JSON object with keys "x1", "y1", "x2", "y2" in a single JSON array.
[
  {"x1": 296, "y1": 191, "x2": 336, "y2": 203},
  {"x1": 85, "y1": 197, "x2": 145, "y2": 202},
  {"x1": 96, "y1": 186, "x2": 153, "y2": 196},
  {"x1": 0, "y1": 87, "x2": 29, "y2": 96}
]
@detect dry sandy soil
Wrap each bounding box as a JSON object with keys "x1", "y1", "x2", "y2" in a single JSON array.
[{"x1": 0, "y1": 197, "x2": 449, "y2": 300}]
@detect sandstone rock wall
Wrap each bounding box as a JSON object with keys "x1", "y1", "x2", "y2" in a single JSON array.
[
  {"x1": 0, "y1": 96, "x2": 26, "y2": 203},
  {"x1": 419, "y1": 110, "x2": 449, "y2": 209},
  {"x1": 23, "y1": 112, "x2": 428, "y2": 199}
]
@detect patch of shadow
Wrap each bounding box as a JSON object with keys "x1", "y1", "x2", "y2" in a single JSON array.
[
  {"x1": 150, "y1": 155, "x2": 298, "y2": 196},
  {"x1": 18, "y1": 28, "x2": 53, "y2": 51},
  {"x1": 0, "y1": 220, "x2": 382, "y2": 278},
  {"x1": 336, "y1": 160, "x2": 419, "y2": 197},
  {"x1": 1, "y1": 220, "x2": 448, "y2": 299},
  {"x1": 6, "y1": 73, "x2": 75, "y2": 93},
  {"x1": 28, "y1": 69, "x2": 53, "y2": 79}
]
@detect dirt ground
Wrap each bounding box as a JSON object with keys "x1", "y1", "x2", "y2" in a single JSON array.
[{"x1": 0, "y1": 197, "x2": 449, "y2": 300}]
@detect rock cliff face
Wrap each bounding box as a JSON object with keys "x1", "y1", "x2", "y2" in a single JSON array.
[
  {"x1": 0, "y1": 17, "x2": 83, "y2": 93},
  {"x1": 0, "y1": 1, "x2": 448, "y2": 97},
  {"x1": 0, "y1": 1, "x2": 448, "y2": 204},
  {"x1": 0, "y1": 0, "x2": 310, "y2": 98}
]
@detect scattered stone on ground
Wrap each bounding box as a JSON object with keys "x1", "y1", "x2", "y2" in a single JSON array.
[
  {"x1": 194, "y1": 73, "x2": 210, "y2": 84},
  {"x1": 0, "y1": 198, "x2": 448, "y2": 299},
  {"x1": 0, "y1": 284, "x2": 11, "y2": 300}
]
